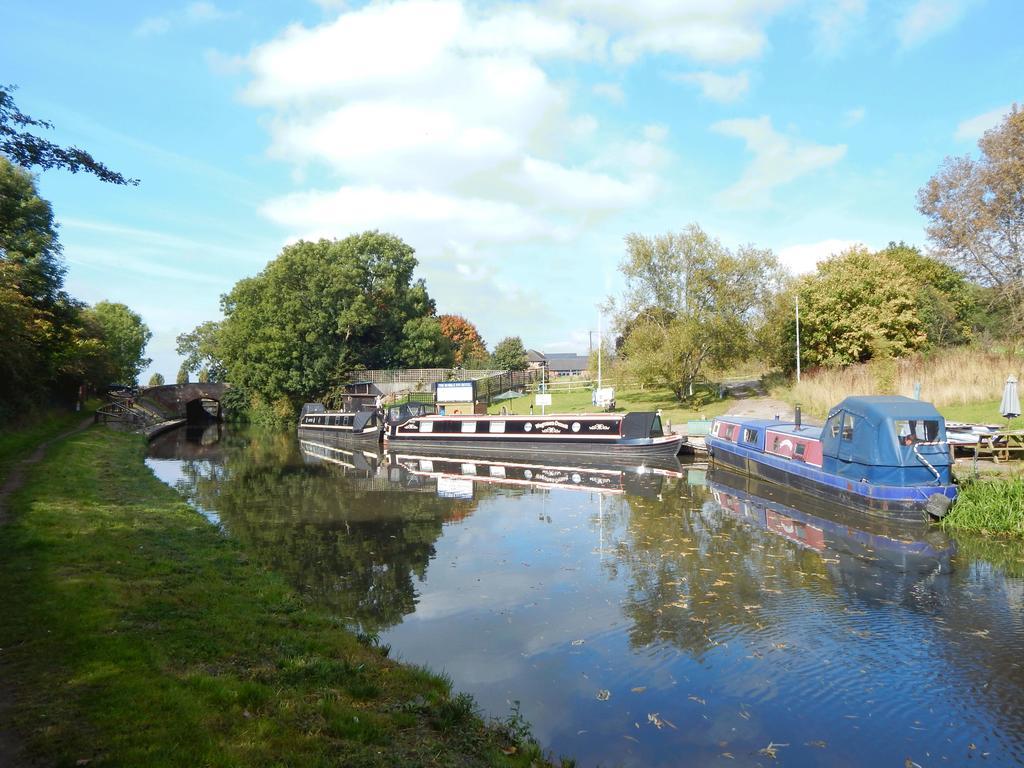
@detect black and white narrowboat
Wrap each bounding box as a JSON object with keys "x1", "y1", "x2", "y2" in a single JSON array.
[
  {"x1": 385, "y1": 411, "x2": 683, "y2": 459},
  {"x1": 298, "y1": 403, "x2": 383, "y2": 441}
]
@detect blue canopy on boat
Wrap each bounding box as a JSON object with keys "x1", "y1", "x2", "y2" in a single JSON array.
[{"x1": 820, "y1": 396, "x2": 952, "y2": 485}]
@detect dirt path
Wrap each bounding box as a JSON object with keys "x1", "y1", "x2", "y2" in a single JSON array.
[
  {"x1": 0, "y1": 415, "x2": 94, "y2": 767},
  {"x1": 725, "y1": 396, "x2": 795, "y2": 420}
]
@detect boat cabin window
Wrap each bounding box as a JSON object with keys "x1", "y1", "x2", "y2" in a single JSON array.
[
  {"x1": 721, "y1": 424, "x2": 737, "y2": 441},
  {"x1": 343, "y1": 415, "x2": 353, "y2": 427},
  {"x1": 829, "y1": 417, "x2": 841, "y2": 438},
  {"x1": 489, "y1": 421, "x2": 505, "y2": 433},
  {"x1": 461, "y1": 421, "x2": 477, "y2": 433},
  {"x1": 742, "y1": 428, "x2": 758, "y2": 444},
  {"x1": 841, "y1": 413, "x2": 855, "y2": 441},
  {"x1": 894, "y1": 419, "x2": 939, "y2": 445},
  {"x1": 651, "y1": 415, "x2": 663, "y2": 437},
  {"x1": 794, "y1": 443, "x2": 806, "y2": 459}
]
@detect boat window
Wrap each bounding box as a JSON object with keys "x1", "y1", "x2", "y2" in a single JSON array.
[
  {"x1": 841, "y1": 413, "x2": 855, "y2": 441},
  {"x1": 489, "y1": 421, "x2": 505, "y2": 433},
  {"x1": 794, "y1": 443, "x2": 806, "y2": 459},
  {"x1": 343, "y1": 415, "x2": 353, "y2": 427},
  {"x1": 743, "y1": 428, "x2": 758, "y2": 444},
  {"x1": 420, "y1": 421, "x2": 433, "y2": 433},
  {"x1": 461, "y1": 421, "x2": 477, "y2": 433},
  {"x1": 651, "y1": 415, "x2": 663, "y2": 437},
  {"x1": 894, "y1": 419, "x2": 939, "y2": 445}
]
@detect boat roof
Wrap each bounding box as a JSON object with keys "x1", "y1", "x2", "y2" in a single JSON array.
[
  {"x1": 715, "y1": 417, "x2": 823, "y2": 439},
  {"x1": 828, "y1": 395, "x2": 944, "y2": 424}
]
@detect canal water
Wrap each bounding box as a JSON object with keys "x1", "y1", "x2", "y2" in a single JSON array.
[{"x1": 148, "y1": 425, "x2": 1024, "y2": 767}]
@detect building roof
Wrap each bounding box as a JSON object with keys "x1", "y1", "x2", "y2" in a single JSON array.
[
  {"x1": 526, "y1": 349, "x2": 546, "y2": 362},
  {"x1": 546, "y1": 354, "x2": 590, "y2": 372}
]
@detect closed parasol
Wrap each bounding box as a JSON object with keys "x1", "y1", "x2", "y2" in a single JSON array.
[{"x1": 1000, "y1": 375, "x2": 1020, "y2": 420}]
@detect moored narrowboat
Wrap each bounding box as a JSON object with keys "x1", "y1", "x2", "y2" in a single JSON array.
[
  {"x1": 298, "y1": 403, "x2": 383, "y2": 441},
  {"x1": 707, "y1": 396, "x2": 957, "y2": 519},
  {"x1": 385, "y1": 411, "x2": 683, "y2": 459}
]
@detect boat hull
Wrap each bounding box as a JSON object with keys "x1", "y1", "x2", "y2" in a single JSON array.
[
  {"x1": 386, "y1": 434, "x2": 683, "y2": 460},
  {"x1": 297, "y1": 425, "x2": 382, "y2": 441},
  {"x1": 707, "y1": 437, "x2": 957, "y2": 520}
]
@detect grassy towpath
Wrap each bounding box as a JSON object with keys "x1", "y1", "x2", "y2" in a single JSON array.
[{"x1": 0, "y1": 427, "x2": 568, "y2": 768}]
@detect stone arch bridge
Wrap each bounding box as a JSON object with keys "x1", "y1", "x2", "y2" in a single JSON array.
[{"x1": 137, "y1": 383, "x2": 231, "y2": 422}]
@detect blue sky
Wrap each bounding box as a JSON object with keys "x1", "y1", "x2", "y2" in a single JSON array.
[{"x1": 3, "y1": 0, "x2": 1021, "y2": 381}]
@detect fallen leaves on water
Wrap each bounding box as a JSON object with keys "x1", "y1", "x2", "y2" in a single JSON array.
[
  {"x1": 571, "y1": 639, "x2": 585, "y2": 646},
  {"x1": 647, "y1": 712, "x2": 677, "y2": 730},
  {"x1": 720, "y1": 752, "x2": 734, "y2": 759},
  {"x1": 805, "y1": 740, "x2": 827, "y2": 748},
  {"x1": 759, "y1": 742, "x2": 789, "y2": 759},
  {"x1": 905, "y1": 759, "x2": 923, "y2": 768},
  {"x1": 596, "y1": 689, "x2": 611, "y2": 701},
  {"x1": 631, "y1": 686, "x2": 647, "y2": 693},
  {"x1": 688, "y1": 695, "x2": 706, "y2": 705},
  {"x1": 623, "y1": 734, "x2": 640, "y2": 744}
]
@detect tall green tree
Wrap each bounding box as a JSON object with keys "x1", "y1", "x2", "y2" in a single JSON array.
[
  {"x1": 617, "y1": 224, "x2": 781, "y2": 399},
  {"x1": 0, "y1": 157, "x2": 64, "y2": 306},
  {"x1": 148, "y1": 372, "x2": 165, "y2": 387},
  {"x1": 878, "y1": 242, "x2": 978, "y2": 347},
  {"x1": 1, "y1": 85, "x2": 137, "y2": 185},
  {"x1": 790, "y1": 246, "x2": 927, "y2": 368},
  {"x1": 398, "y1": 316, "x2": 454, "y2": 368},
  {"x1": 175, "y1": 320, "x2": 226, "y2": 382},
  {"x1": 82, "y1": 301, "x2": 152, "y2": 384},
  {"x1": 917, "y1": 105, "x2": 1024, "y2": 338},
  {"x1": 491, "y1": 336, "x2": 528, "y2": 371},
  {"x1": 217, "y1": 232, "x2": 436, "y2": 410}
]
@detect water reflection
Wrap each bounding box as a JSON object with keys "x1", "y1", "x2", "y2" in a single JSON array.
[{"x1": 146, "y1": 426, "x2": 1024, "y2": 767}]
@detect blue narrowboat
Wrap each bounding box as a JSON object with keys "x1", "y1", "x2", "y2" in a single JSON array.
[{"x1": 707, "y1": 396, "x2": 957, "y2": 519}]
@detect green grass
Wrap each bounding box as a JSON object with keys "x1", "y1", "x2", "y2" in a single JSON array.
[
  {"x1": 487, "y1": 386, "x2": 731, "y2": 425},
  {"x1": 0, "y1": 401, "x2": 98, "y2": 485},
  {"x1": 938, "y1": 398, "x2": 1023, "y2": 428},
  {"x1": 0, "y1": 427, "x2": 566, "y2": 767},
  {"x1": 941, "y1": 477, "x2": 1024, "y2": 537}
]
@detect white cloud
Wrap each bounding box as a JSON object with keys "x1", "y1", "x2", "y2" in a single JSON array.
[
  {"x1": 186, "y1": 2, "x2": 225, "y2": 22},
  {"x1": 954, "y1": 104, "x2": 1012, "y2": 142},
  {"x1": 592, "y1": 82, "x2": 625, "y2": 104},
  {"x1": 843, "y1": 106, "x2": 866, "y2": 125},
  {"x1": 897, "y1": 0, "x2": 969, "y2": 47},
  {"x1": 242, "y1": 0, "x2": 667, "y2": 259},
  {"x1": 672, "y1": 70, "x2": 750, "y2": 103},
  {"x1": 134, "y1": 16, "x2": 171, "y2": 36},
  {"x1": 813, "y1": 0, "x2": 866, "y2": 55},
  {"x1": 777, "y1": 239, "x2": 862, "y2": 274},
  {"x1": 712, "y1": 116, "x2": 847, "y2": 208},
  {"x1": 552, "y1": 0, "x2": 796, "y2": 65},
  {"x1": 135, "y1": 2, "x2": 228, "y2": 36}
]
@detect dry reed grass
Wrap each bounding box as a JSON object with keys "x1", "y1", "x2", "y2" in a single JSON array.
[{"x1": 780, "y1": 348, "x2": 1022, "y2": 417}]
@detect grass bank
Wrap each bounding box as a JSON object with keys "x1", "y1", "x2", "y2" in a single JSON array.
[
  {"x1": 0, "y1": 402, "x2": 97, "y2": 485},
  {"x1": 487, "y1": 385, "x2": 731, "y2": 425},
  {"x1": 774, "y1": 348, "x2": 1021, "y2": 418},
  {"x1": 0, "y1": 427, "x2": 568, "y2": 767},
  {"x1": 942, "y1": 477, "x2": 1024, "y2": 537}
]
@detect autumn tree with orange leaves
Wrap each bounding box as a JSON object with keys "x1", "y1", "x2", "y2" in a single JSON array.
[{"x1": 438, "y1": 314, "x2": 487, "y2": 365}]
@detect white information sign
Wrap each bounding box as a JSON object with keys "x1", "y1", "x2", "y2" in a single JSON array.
[
  {"x1": 436, "y1": 380, "x2": 475, "y2": 403},
  {"x1": 535, "y1": 393, "x2": 552, "y2": 406}
]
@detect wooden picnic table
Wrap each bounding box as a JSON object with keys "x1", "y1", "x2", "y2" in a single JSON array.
[{"x1": 975, "y1": 429, "x2": 1024, "y2": 463}]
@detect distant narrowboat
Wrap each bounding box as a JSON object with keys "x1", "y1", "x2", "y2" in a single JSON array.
[
  {"x1": 386, "y1": 411, "x2": 683, "y2": 459},
  {"x1": 298, "y1": 403, "x2": 383, "y2": 441},
  {"x1": 707, "y1": 396, "x2": 957, "y2": 519}
]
